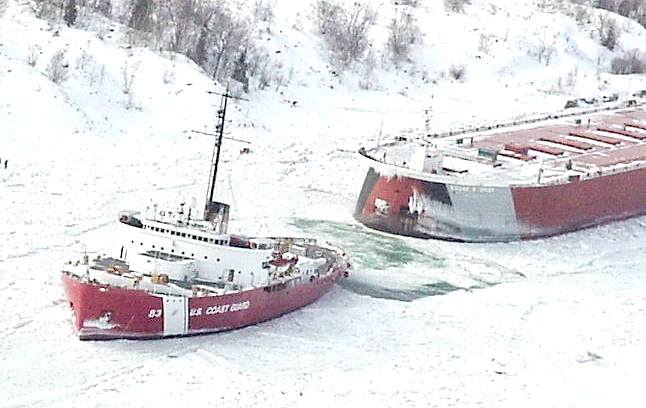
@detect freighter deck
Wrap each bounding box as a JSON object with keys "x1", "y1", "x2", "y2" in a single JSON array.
[{"x1": 364, "y1": 104, "x2": 646, "y2": 186}]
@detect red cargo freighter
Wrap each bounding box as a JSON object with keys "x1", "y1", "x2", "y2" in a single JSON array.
[
  {"x1": 62, "y1": 92, "x2": 350, "y2": 340},
  {"x1": 354, "y1": 98, "x2": 646, "y2": 242}
]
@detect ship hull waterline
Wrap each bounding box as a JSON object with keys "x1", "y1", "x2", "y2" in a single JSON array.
[{"x1": 62, "y1": 268, "x2": 346, "y2": 340}]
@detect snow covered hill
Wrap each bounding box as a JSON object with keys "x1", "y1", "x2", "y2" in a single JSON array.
[{"x1": 2, "y1": 0, "x2": 646, "y2": 407}]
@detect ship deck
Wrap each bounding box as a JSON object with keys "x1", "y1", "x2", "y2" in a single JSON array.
[{"x1": 365, "y1": 103, "x2": 646, "y2": 186}]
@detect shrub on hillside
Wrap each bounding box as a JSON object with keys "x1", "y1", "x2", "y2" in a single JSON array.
[
  {"x1": 32, "y1": 0, "x2": 61, "y2": 21},
  {"x1": 253, "y1": 0, "x2": 275, "y2": 25},
  {"x1": 46, "y1": 49, "x2": 69, "y2": 84},
  {"x1": 610, "y1": 49, "x2": 646, "y2": 74},
  {"x1": 444, "y1": 0, "x2": 471, "y2": 13},
  {"x1": 448, "y1": 64, "x2": 466, "y2": 81},
  {"x1": 27, "y1": 44, "x2": 41, "y2": 67},
  {"x1": 91, "y1": 0, "x2": 112, "y2": 17},
  {"x1": 312, "y1": 0, "x2": 377, "y2": 68},
  {"x1": 596, "y1": 14, "x2": 620, "y2": 50},
  {"x1": 386, "y1": 10, "x2": 421, "y2": 65}
]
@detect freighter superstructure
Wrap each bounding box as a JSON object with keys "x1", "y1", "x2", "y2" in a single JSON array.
[{"x1": 354, "y1": 99, "x2": 646, "y2": 242}]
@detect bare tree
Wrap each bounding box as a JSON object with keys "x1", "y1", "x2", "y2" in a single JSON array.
[
  {"x1": 572, "y1": 4, "x2": 593, "y2": 25},
  {"x1": 157, "y1": 0, "x2": 203, "y2": 53},
  {"x1": 121, "y1": 59, "x2": 138, "y2": 95},
  {"x1": 386, "y1": 10, "x2": 421, "y2": 65},
  {"x1": 338, "y1": 2, "x2": 376, "y2": 66},
  {"x1": 27, "y1": 44, "x2": 41, "y2": 67},
  {"x1": 121, "y1": 59, "x2": 140, "y2": 109},
  {"x1": 129, "y1": 0, "x2": 153, "y2": 32},
  {"x1": 0, "y1": 0, "x2": 7, "y2": 17},
  {"x1": 253, "y1": 0, "x2": 275, "y2": 25},
  {"x1": 92, "y1": 0, "x2": 112, "y2": 17},
  {"x1": 205, "y1": 9, "x2": 249, "y2": 81},
  {"x1": 63, "y1": 0, "x2": 77, "y2": 26},
  {"x1": 46, "y1": 49, "x2": 69, "y2": 84},
  {"x1": 444, "y1": 0, "x2": 471, "y2": 13},
  {"x1": 599, "y1": 15, "x2": 620, "y2": 50},
  {"x1": 313, "y1": 1, "x2": 377, "y2": 68},
  {"x1": 192, "y1": 22, "x2": 210, "y2": 68},
  {"x1": 313, "y1": 0, "x2": 341, "y2": 35},
  {"x1": 231, "y1": 51, "x2": 249, "y2": 93},
  {"x1": 537, "y1": 44, "x2": 557, "y2": 65},
  {"x1": 611, "y1": 49, "x2": 646, "y2": 74},
  {"x1": 33, "y1": 0, "x2": 63, "y2": 21}
]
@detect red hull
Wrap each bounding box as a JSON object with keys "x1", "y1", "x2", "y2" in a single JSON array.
[
  {"x1": 62, "y1": 269, "x2": 345, "y2": 340},
  {"x1": 511, "y1": 167, "x2": 646, "y2": 235}
]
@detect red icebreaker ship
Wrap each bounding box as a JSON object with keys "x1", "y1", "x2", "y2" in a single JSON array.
[{"x1": 62, "y1": 92, "x2": 350, "y2": 340}]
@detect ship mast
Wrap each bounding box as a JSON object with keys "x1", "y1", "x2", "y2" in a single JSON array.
[
  {"x1": 198, "y1": 90, "x2": 249, "y2": 231},
  {"x1": 205, "y1": 91, "x2": 229, "y2": 206}
]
